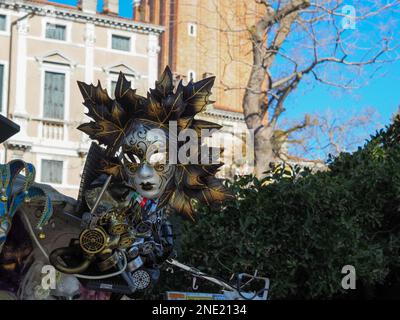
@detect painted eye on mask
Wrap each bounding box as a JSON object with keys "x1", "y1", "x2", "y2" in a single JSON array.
[
  {"x1": 124, "y1": 145, "x2": 144, "y2": 159},
  {"x1": 126, "y1": 163, "x2": 140, "y2": 173},
  {"x1": 124, "y1": 153, "x2": 141, "y2": 173},
  {"x1": 124, "y1": 152, "x2": 141, "y2": 164}
]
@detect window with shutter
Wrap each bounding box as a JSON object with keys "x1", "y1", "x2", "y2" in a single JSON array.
[
  {"x1": 0, "y1": 65, "x2": 3, "y2": 113},
  {"x1": 0, "y1": 15, "x2": 6, "y2": 31},
  {"x1": 110, "y1": 80, "x2": 117, "y2": 99},
  {"x1": 43, "y1": 71, "x2": 65, "y2": 120},
  {"x1": 41, "y1": 160, "x2": 63, "y2": 184},
  {"x1": 112, "y1": 35, "x2": 131, "y2": 51},
  {"x1": 46, "y1": 23, "x2": 66, "y2": 41}
]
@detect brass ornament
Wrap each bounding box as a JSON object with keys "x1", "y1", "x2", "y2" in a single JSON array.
[
  {"x1": 119, "y1": 232, "x2": 136, "y2": 249},
  {"x1": 79, "y1": 227, "x2": 108, "y2": 255},
  {"x1": 109, "y1": 217, "x2": 129, "y2": 235}
]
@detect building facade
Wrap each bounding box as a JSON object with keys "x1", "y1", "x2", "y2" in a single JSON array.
[
  {"x1": 0, "y1": 0, "x2": 163, "y2": 197},
  {"x1": 0, "y1": 0, "x2": 256, "y2": 199}
]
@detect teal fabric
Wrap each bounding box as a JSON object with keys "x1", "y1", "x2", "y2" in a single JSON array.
[{"x1": 0, "y1": 160, "x2": 53, "y2": 253}]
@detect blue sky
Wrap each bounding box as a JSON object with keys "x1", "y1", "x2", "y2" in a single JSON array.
[
  {"x1": 49, "y1": 0, "x2": 400, "y2": 156},
  {"x1": 55, "y1": 0, "x2": 133, "y2": 18}
]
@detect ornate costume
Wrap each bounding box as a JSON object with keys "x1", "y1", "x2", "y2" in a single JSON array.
[{"x1": 0, "y1": 66, "x2": 232, "y2": 299}]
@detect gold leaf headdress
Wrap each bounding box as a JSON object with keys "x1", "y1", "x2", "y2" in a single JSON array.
[{"x1": 77, "y1": 66, "x2": 233, "y2": 218}]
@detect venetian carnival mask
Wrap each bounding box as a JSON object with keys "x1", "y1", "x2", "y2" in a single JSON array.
[
  {"x1": 77, "y1": 66, "x2": 233, "y2": 218},
  {"x1": 122, "y1": 121, "x2": 174, "y2": 199}
]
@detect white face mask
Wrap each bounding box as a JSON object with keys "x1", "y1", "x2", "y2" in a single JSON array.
[{"x1": 122, "y1": 121, "x2": 174, "y2": 200}]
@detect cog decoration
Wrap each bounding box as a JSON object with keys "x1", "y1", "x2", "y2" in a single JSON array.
[
  {"x1": 79, "y1": 227, "x2": 108, "y2": 255},
  {"x1": 131, "y1": 269, "x2": 151, "y2": 290},
  {"x1": 77, "y1": 66, "x2": 234, "y2": 219},
  {"x1": 0, "y1": 160, "x2": 53, "y2": 252}
]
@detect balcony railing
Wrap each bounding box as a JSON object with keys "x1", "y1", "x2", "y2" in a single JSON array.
[{"x1": 41, "y1": 119, "x2": 65, "y2": 140}]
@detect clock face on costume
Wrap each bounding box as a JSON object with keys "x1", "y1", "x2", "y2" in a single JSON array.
[{"x1": 122, "y1": 120, "x2": 174, "y2": 200}]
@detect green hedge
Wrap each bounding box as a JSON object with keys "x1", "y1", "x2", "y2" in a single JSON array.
[{"x1": 153, "y1": 116, "x2": 400, "y2": 299}]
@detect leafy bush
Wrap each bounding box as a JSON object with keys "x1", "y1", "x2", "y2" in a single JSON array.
[{"x1": 155, "y1": 116, "x2": 400, "y2": 299}]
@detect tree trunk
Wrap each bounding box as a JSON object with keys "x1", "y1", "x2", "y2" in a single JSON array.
[
  {"x1": 254, "y1": 126, "x2": 275, "y2": 177},
  {"x1": 242, "y1": 1, "x2": 311, "y2": 177},
  {"x1": 243, "y1": 49, "x2": 275, "y2": 177}
]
